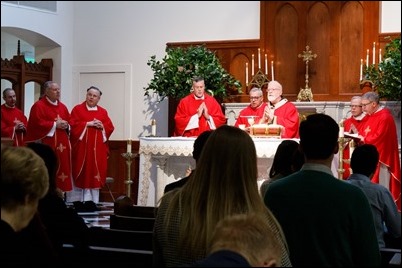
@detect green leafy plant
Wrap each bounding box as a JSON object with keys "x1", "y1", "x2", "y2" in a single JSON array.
[
  {"x1": 364, "y1": 37, "x2": 401, "y2": 101},
  {"x1": 144, "y1": 45, "x2": 242, "y2": 102}
]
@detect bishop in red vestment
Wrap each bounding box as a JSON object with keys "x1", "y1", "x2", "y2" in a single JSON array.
[
  {"x1": 1, "y1": 88, "x2": 28, "y2": 146},
  {"x1": 174, "y1": 76, "x2": 226, "y2": 137},
  {"x1": 234, "y1": 87, "x2": 267, "y2": 128},
  {"x1": 69, "y1": 87, "x2": 114, "y2": 195},
  {"x1": 25, "y1": 81, "x2": 73, "y2": 192},
  {"x1": 360, "y1": 92, "x2": 401, "y2": 210}
]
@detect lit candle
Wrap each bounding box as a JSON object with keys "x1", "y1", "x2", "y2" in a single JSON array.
[
  {"x1": 245, "y1": 62, "x2": 249, "y2": 85},
  {"x1": 265, "y1": 54, "x2": 268, "y2": 75},
  {"x1": 372, "y1": 42, "x2": 376, "y2": 65},
  {"x1": 258, "y1": 48, "x2": 261, "y2": 69},
  {"x1": 271, "y1": 61, "x2": 274, "y2": 81},
  {"x1": 251, "y1": 54, "x2": 255, "y2": 75},
  {"x1": 360, "y1": 59, "x2": 363, "y2": 81},
  {"x1": 366, "y1": 49, "x2": 369, "y2": 67},
  {"x1": 379, "y1": 48, "x2": 382, "y2": 63},
  {"x1": 127, "y1": 139, "x2": 132, "y2": 153},
  {"x1": 339, "y1": 126, "x2": 344, "y2": 138}
]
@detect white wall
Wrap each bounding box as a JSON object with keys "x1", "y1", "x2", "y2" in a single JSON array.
[{"x1": 1, "y1": 1, "x2": 401, "y2": 140}]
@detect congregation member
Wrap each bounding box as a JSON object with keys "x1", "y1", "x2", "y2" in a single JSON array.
[
  {"x1": 263, "y1": 80, "x2": 299, "y2": 138},
  {"x1": 359, "y1": 91, "x2": 401, "y2": 211},
  {"x1": 341, "y1": 95, "x2": 368, "y2": 179},
  {"x1": 260, "y1": 139, "x2": 304, "y2": 197},
  {"x1": 234, "y1": 87, "x2": 267, "y2": 128},
  {"x1": 188, "y1": 213, "x2": 281, "y2": 267},
  {"x1": 265, "y1": 113, "x2": 380, "y2": 266},
  {"x1": 1, "y1": 88, "x2": 28, "y2": 146},
  {"x1": 174, "y1": 76, "x2": 226, "y2": 137},
  {"x1": 25, "y1": 81, "x2": 73, "y2": 193},
  {"x1": 68, "y1": 86, "x2": 115, "y2": 203},
  {"x1": 1, "y1": 145, "x2": 51, "y2": 266},
  {"x1": 154, "y1": 125, "x2": 291, "y2": 267},
  {"x1": 346, "y1": 144, "x2": 401, "y2": 249},
  {"x1": 164, "y1": 130, "x2": 212, "y2": 194}
]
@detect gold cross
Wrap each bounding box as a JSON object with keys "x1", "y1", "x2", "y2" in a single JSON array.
[
  {"x1": 364, "y1": 126, "x2": 371, "y2": 136},
  {"x1": 58, "y1": 172, "x2": 68, "y2": 182},
  {"x1": 56, "y1": 143, "x2": 66, "y2": 152},
  {"x1": 298, "y1": 45, "x2": 317, "y2": 63}
]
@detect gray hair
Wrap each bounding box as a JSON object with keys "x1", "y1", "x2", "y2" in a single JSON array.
[
  {"x1": 249, "y1": 87, "x2": 263, "y2": 96},
  {"x1": 362, "y1": 91, "x2": 379, "y2": 104}
]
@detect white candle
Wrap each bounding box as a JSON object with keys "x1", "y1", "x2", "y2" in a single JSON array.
[
  {"x1": 372, "y1": 42, "x2": 376, "y2": 65},
  {"x1": 339, "y1": 126, "x2": 344, "y2": 138},
  {"x1": 245, "y1": 62, "x2": 249, "y2": 85},
  {"x1": 127, "y1": 139, "x2": 132, "y2": 153},
  {"x1": 271, "y1": 61, "x2": 274, "y2": 81},
  {"x1": 258, "y1": 48, "x2": 261, "y2": 69},
  {"x1": 366, "y1": 49, "x2": 369, "y2": 67},
  {"x1": 251, "y1": 54, "x2": 255, "y2": 75},
  {"x1": 360, "y1": 59, "x2": 363, "y2": 81},
  {"x1": 379, "y1": 48, "x2": 382, "y2": 63},
  {"x1": 265, "y1": 54, "x2": 268, "y2": 75}
]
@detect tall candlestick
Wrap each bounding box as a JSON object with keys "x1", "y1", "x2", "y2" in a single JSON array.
[
  {"x1": 258, "y1": 48, "x2": 261, "y2": 69},
  {"x1": 271, "y1": 61, "x2": 274, "y2": 81},
  {"x1": 360, "y1": 59, "x2": 363, "y2": 81},
  {"x1": 379, "y1": 48, "x2": 382, "y2": 63},
  {"x1": 251, "y1": 54, "x2": 255, "y2": 75},
  {"x1": 372, "y1": 42, "x2": 376, "y2": 65},
  {"x1": 339, "y1": 126, "x2": 344, "y2": 138},
  {"x1": 366, "y1": 49, "x2": 369, "y2": 67},
  {"x1": 245, "y1": 62, "x2": 249, "y2": 85},
  {"x1": 265, "y1": 54, "x2": 268, "y2": 75},
  {"x1": 127, "y1": 139, "x2": 132, "y2": 153}
]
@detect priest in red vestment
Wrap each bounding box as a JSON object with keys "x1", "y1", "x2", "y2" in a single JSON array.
[
  {"x1": 68, "y1": 86, "x2": 114, "y2": 203},
  {"x1": 174, "y1": 76, "x2": 226, "y2": 137},
  {"x1": 1, "y1": 88, "x2": 28, "y2": 146},
  {"x1": 359, "y1": 92, "x2": 401, "y2": 211},
  {"x1": 25, "y1": 81, "x2": 73, "y2": 192},
  {"x1": 341, "y1": 96, "x2": 369, "y2": 179},
  {"x1": 263, "y1": 81, "x2": 299, "y2": 138},
  {"x1": 234, "y1": 87, "x2": 267, "y2": 128}
]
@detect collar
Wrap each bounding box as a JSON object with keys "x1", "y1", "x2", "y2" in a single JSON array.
[
  {"x1": 4, "y1": 103, "x2": 15, "y2": 108},
  {"x1": 270, "y1": 98, "x2": 288, "y2": 110},
  {"x1": 194, "y1": 94, "x2": 205, "y2": 100},
  {"x1": 86, "y1": 104, "x2": 98, "y2": 111},
  {"x1": 347, "y1": 173, "x2": 371, "y2": 182},
  {"x1": 45, "y1": 96, "x2": 58, "y2": 106},
  {"x1": 353, "y1": 113, "x2": 366, "y2": 121},
  {"x1": 301, "y1": 163, "x2": 334, "y2": 176}
]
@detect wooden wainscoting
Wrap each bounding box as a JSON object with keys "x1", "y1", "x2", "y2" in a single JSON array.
[{"x1": 100, "y1": 140, "x2": 140, "y2": 204}]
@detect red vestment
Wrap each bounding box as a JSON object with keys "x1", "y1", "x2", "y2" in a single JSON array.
[
  {"x1": 342, "y1": 114, "x2": 369, "y2": 179},
  {"x1": 69, "y1": 102, "x2": 114, "y2": 189},
  {"x1": 25, "y1": 97, "x2": 72, "y2": 192},
  {"x1": 363, "y1": 108, "x2": 401, "y2": 210},
  {"x1": 174, "y1": 93, "x2": 226, "y2": 137},
  {"x1": 234, "y1": 103, "x2": 267, "y2": 127},
  {"x1": 273, "y1": 100, "x2": 299, "y2": 138},
  {"x1": 1, "y1": 104, "x2": 28, "y2": 146}
]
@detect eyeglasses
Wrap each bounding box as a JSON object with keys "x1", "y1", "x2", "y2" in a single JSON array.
[
  {"x1": 249, "y1": 96, "x2": 262, "y2": 100},
  {"x1": 361, "y1": 101, "x2": 373, "y2": 107},
  {"x1": 350, "y1": 105, "x2": 362, "y2": 108}
]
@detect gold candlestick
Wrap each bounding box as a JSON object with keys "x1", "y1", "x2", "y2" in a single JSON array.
[
  {"x1": 121, "y1": 151, "x2": 137, "y2": 198},
  {"x1": 297, "y1": 45, "x2": 317, "y2": 102}
]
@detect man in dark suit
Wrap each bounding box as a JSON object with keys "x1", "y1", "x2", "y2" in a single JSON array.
[{"x1": 164, "y1": 130, "x2": 212, "y2": 194}]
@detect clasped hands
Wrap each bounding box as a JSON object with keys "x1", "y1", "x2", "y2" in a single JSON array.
[
  {"x1": 197, "y1": 102, "x2": 210, "y2": 120},
  {"x1": 87, "y1": 118, "x2": 104, "y2": 129},
  {"x1": 56, "y1": 118, "x2": 69, "y2": 129},
  {"x1": 262, "y1": 106, "x2": 275, "y2": 124},
  {"x1": 14, "y1": 120, "x2": 26, "y2": 131}
]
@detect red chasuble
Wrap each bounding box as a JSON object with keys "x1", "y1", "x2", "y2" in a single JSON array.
[
  {"x1": 273, "y1": 101, "x2": 299, "y2": 139},
  {"x1": 1, "y1": 104, "x2": 28, "y2": 146},
  {"x1": 341, "y1": 115, "x2": 369, "y2": 179},
  {"x1": 69, "y1": 102, "x2": 114, "y2": 189},
  {"x1": 234, "y1": 103, "x2": 267, "y2": 127},
  {"x1": 174, "y1": 93, "x2": 226, "y2": 137},
  {"x1": 363, "y1": 108, "x2": 401, "y2": 210},
  {"x1": 25, "y1": 97, "x2": 73, "y2": 192}
]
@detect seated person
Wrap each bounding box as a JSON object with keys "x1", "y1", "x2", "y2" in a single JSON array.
[
  {"x1": 234, "y1": 87, "x2": 267, "y2": 128},
  {"x1": 346, "y1": 144, "x2": 401, "y2": 248},
  {"x1": 188, "y1": 213, "x2": 281, "y2": 267}
]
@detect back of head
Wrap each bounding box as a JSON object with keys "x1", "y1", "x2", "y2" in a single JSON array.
[
  {"x1": 193, "y1": 130, "x2": 213, "y2": 162},
  {"x1": 299, "y1": 113, "x2": 339, "y2": 160},
  {"x1": 350, "y1": 144, "x2": 379, "y2": 177},
  {"x1": 208, "y1": 213, "x2": 281, "y2": 267},
  {"x1": 26, "y1": 142, "x2": 58, "y2": 193},
  {"x1": 269, "y1": 139, "x2": 300, "y2": 178},
  {"x1": 1, "y1": 145, "x2": 49, "y2": 210}
]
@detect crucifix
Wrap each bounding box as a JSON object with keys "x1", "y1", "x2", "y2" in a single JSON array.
[{"x1": 297, "y1": 45, "x2": 317, "y2": 102}]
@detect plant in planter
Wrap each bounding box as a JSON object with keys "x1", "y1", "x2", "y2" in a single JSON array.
[
  {"x1": 364, "y1": 37, "x2": 401, "y2": 101},
  {"x1": 144, "y1": 45, "x2": 242, "y2": 102}
]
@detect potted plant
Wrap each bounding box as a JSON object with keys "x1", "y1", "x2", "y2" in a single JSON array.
[
  {"x1": 144, "y1": 45, "x2": 242, "y2": 103},
  {"x1": 364, "y1": 37, "x2": 401, "y2": 101}
]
